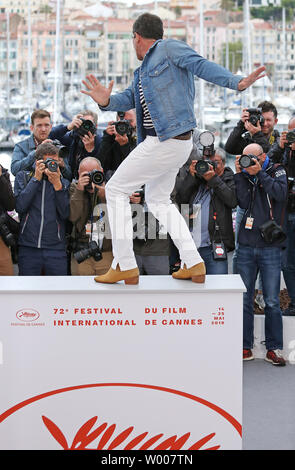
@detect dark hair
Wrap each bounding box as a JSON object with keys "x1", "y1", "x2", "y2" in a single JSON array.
[
  {"x1": 133, "y1": 13, "x2": 163, "y2": 40},
  {"x1": 31, "y1": 109, "x2": 51, "y2": 124},
  {"x1": 80, "y1": 110, "x2": 98, "y2": 126},
  {"x1": 35, "y1": 142, "x2": 58, "y2": 160},
  {"x1": 258, "y1": 101, "x2": 278, "y2": 119}
]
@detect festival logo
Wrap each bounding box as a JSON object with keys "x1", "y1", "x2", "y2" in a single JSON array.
[
  {"x1": 16, "y1": 309, "x2": 40, "y2": 323},
  {"x1": 0, "y1": 383, "x2": 242, "y2": 450}
]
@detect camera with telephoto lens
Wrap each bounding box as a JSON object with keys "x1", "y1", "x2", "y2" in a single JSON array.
[
  {"x1": 259, "y1": 219, "x2": 286, "y2": 244},
  {"x1": 238, "y1": 154, "x2": 259, "y2": 169},
  {"x1": 195, "y1": 131, "x2": 216, "y2": 176},
  {"x1": 114, "y1": 111, "x2": 132, "y2": 136},
  {"x1": 84, "y1": 169, "x2": 105, "y2": 190},
  {"x1": 74, "y1": 118, "x2": 97, "y2": 137},
  {"x1": 246, "y1": 108, "x2": 265, "y2": 127},
  {"x1": 73, "y1": 240, "x2": 102, "y2": 264},
  {"x1": 0, "y1": 212, "x2": 19, "y2": 247}
]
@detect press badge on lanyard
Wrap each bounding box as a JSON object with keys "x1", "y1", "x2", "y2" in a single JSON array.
[{"x1": 245, "y1": 217, "x2": 254, "y2": 230}]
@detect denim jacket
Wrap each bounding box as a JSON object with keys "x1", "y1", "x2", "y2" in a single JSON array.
[{"x1": 101, "y1": 39, "x2": 243, "y2": 143}]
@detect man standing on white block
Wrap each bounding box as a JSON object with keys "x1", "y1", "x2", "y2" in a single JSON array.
[{"x1": 82, "y1": 13, "x2": 265, "y2": 285}]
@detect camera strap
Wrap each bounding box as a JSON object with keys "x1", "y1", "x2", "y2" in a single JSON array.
[
  {"x1": 266, "y1": 194, "x2": 285, "y2": 227},
  {"x1": 211, "y1": 194, "x2": 227, "y2": 261}
]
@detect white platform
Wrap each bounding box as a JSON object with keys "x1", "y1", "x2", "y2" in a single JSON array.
[{"x1": 0, "y1": 274, "x2": 245, "y2": 450}]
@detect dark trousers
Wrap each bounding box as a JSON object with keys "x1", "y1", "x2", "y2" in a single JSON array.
[{"x1": 18, "y1": 246, "x2": 68, "y2": 276}]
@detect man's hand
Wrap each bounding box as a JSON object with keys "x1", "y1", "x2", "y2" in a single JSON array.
[
  {"x1": 238, "y1": 66, "x2": 266, "y2": 91},
  {"x1": 115, "y1": 132, "x2": 129, "y2": 146},
  {"x1": 244, "y1": 119, "x2": 261, "y2": 136},
  {"x1": 81, "y1": 75, "x2": 114, "y2": 107},
  {"x1": 105, "y1": 122, "x2": 116, "y2": 136},
  {"x1": 189, "y1": 160, "x2": 197, "y2": 177},
  {"x1": 0, "y1": 165, "x2": 2, "y2": 177},
  {"x1": 81, "y1": 131, "x2": 95, "y2": 153},
  {"x1": 77, "y1": 171, "x2": 90, "y2": 191},
  {"x1": 279, "y1": 131, "x2": 288, "y2": 149},
  {"x1": 235, "y1": 156, "x2": 242, "y2": 174},
  {"x1": 67, "y1": 114, "x2": 83, "y2": 131},
  {"x1": 45, "y1": 167, "x2": 62, "y2": 191},
  {"x1": 34, "y1": 159, "x2": 46, "y2": 181},
  {"x1": 241, "y1": 109, "x2": 250, "y2": 123},
  {"x1": 245, "y1": 158, "x2": 262, "y2": 176},
  {"x1": 202, "y1": 164, "x2": 215, "y2": 181}
]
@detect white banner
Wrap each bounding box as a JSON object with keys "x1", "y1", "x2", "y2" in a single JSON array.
[{"x1": 0, "y1": 275, "x2": 244, "y2": 450}]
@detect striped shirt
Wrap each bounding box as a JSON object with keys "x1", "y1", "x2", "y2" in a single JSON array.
[{"x1": 139, "y1": 77, "x2": 154, "y2": 130}]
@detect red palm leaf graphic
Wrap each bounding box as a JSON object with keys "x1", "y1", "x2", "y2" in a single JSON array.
[
  {"x1": 42, "y1": 416, "x2": 219, "y2": 450},
  {"x1": 123, "y1": 432, "x2": 149, "y2": 450},
  {"x1": 42, "y1": 416, "x2": 69, "y2": 450},
  {"x1": 96, "y1": 423, "x2": 116, "y2": 449},
  {"x1": 107, "y1": 427, "x2": 134, "y2": 450},
  {"x1": 70, "y1": 416, "x2": 108, "y2": 450},
  {"x1": 154, "y1": 432, "x2": 191, "y2": 450},
  {"x1": 188, "y1": 432, "x2": 217, "y2": 450}
]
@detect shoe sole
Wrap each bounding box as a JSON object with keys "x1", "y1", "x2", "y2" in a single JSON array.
[
  {"x1": 243, "y1": 355, "x2": 254, "y2": 361},
  {"x1": 264, "y1": 357, "x2": 286, "y2": 366}
]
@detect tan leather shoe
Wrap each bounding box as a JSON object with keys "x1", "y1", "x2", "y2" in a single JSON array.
[
  {"x1": 94, "y1": 265, "x2": 139, "y2": 285},
  {"x1": 172, "y1": 262, "x2": 206, "y2": 283}
]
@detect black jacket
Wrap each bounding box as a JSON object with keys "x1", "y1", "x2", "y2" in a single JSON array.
[
  {"x1": 175, "y1": 167, "x2": 237, "y2": 252},
  {"x1": 98, "y1": 131, "x2": 137, "y2": 181},
  {"x1": 0, "y1": 166, "x2": 15, "y2": 214},
  {"x1": 224, "y1": 120, "x2": 280, "y2": 155},
  {"x1": 234, "y1": 162, "x2": 288, "y2": 248}
]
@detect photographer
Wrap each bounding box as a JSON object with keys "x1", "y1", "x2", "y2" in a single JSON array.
[
  {"x1": 11, "y1": 109, "x2": 72, "y2": 180},
  {"x1": 50, "y1": 110, "x2": 102, "y2": 180},
  {"x1": 268, "y1": 116, "x2": 295, "y2": 316},
  {"x1": 14, "y1": 142, "x2": 70, "y2": 275},
  {"x1": 174, "y1": 145, "x2": 237, "y2": 274},
  {"x1": 225, "y1": 101, "x2": 279, "y2": 156},
  {"x1": 234, "y1": 143, "x2": 288, "y2": 366},
  {"x1": 69, "y1": 157, "x2": 113, "y2": 276},
  {"x1": 0, "y1": 164, "x2": 16, "y2": 275},
  {"x1": 130, "y1": 187, "x2": 170, "y2": 275},
  {"x1": 98, "y1": 110, "x2": 137, "y2": 181}
]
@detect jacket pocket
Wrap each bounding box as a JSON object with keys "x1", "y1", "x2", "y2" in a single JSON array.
[{"x1": 148, "y1": 59, "x2": 172, "y2": 89}]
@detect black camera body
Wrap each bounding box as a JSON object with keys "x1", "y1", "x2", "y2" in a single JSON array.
[
  {"x1": 73, "y1": 240, "x2": 102, "y2": 264},
  {"x1": 238, "y1": 154, "x2": 258, "y2": 169},
  {"x1": 195, "y1": 159, "x2": 217, "y2": 176},
  {"x1": 40, "y1": 158, "x2": 59, "y2": 173},
  {"x1": 115, "y1": 112, "x2": 132, "y2": 136},
  {"x1": 84, "y1": 169, "x2": 105, "y2": 190},
  {"x1": 286, "y1": 130, "x2": 295, "y2": 145},
  {"x1": 75, "y1": 118, "x2": 97, "y2": 137},
  {"x1": 260, "y1": 219, "x2": 286, "y2": 244},
  {"x1": 0, "y1": 212, "x2": 19, "y2": 247},
  {"x1": 246, "y1": 108, "x2": 265, "y2": 127}
]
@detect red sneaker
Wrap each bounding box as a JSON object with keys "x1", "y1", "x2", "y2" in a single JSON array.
[
  {"x1": 265, "y1": 349, "x2": 286, "y2": 366},
  {"x1": 243, "y1": 349, "x2": 254, "y2": 361}
]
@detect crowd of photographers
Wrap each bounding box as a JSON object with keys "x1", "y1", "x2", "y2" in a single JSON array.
[{"x1": 0, "y1": 100, "x2": 294, "y2": 365}]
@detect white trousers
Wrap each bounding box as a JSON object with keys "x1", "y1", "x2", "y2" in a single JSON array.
[{"x1": 105, "y1": 135, "x2": 203, "y2": 271}]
